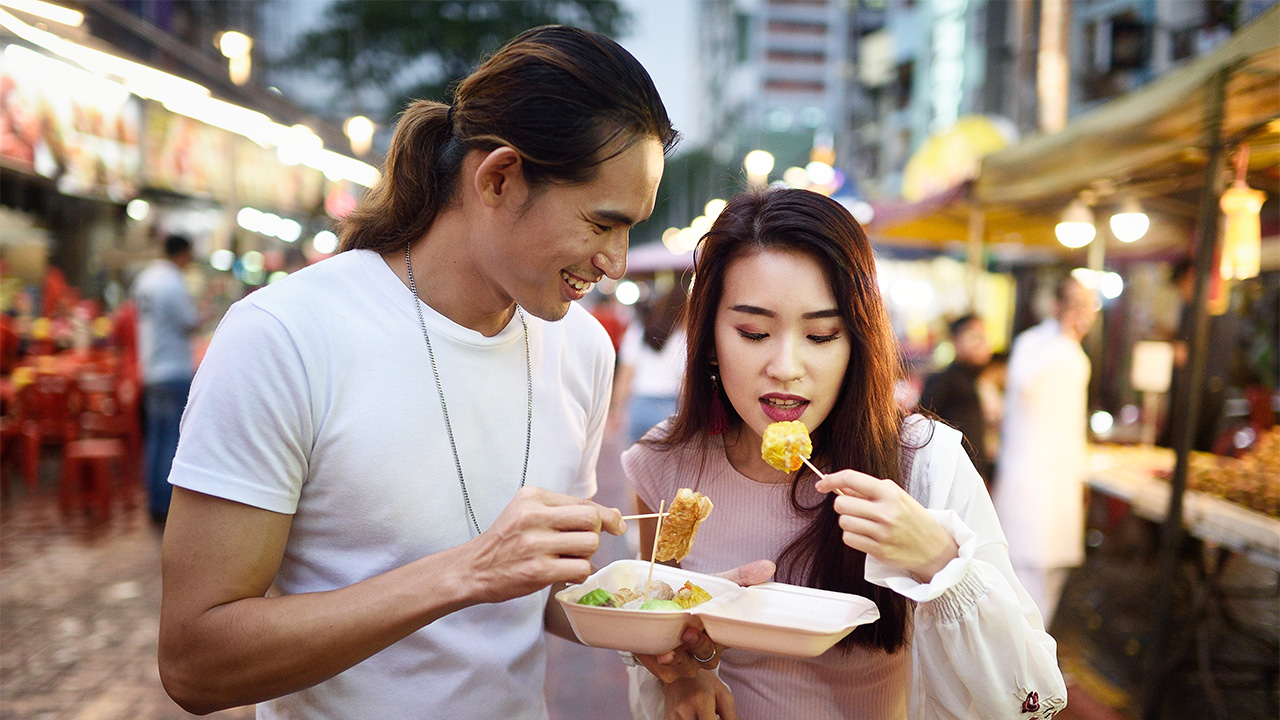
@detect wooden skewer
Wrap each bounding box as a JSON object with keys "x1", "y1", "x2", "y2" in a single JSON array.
[
  {"x1": 801, "y1": 456, "x2": 826, "y2": 479},
  {"x1": 802, "y1": 456, "x2": 851, "y2": 496},
  {"x1": 642, "y1": 499, "x2": 666, "y2": 604},
  {"x1": 619, "y1": 512, "x2": 668, "y2": 520}
]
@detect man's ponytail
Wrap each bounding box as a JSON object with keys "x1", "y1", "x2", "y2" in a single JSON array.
[{"x1": 339, "y1": 101, "x2": 461, "y2": 253}]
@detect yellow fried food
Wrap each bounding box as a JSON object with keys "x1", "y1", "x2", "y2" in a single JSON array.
[
  {"x1": 761, "y1": 421, "x2": 812, "y2": 472},
  {"x1": 654, "y1": 488, "x2": 713, "y2": 562},
  {"x1": 673, "y1": 581, "x2": 712, "y2": 609}
]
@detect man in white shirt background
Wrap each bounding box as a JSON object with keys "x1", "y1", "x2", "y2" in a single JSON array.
[
  {"x1": 994, "y1": 276, "x2": 1099, "y2": 627},
  {"x1": 132, "y1": 233, "x2": 201, "y2": 524}
]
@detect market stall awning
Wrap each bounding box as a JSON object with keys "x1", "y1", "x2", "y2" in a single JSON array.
[
  {"x1": 868, "y1": 5, "x2": 1279, "y2": 257},
  {"x1": 975, "y1": 4, "x2": 1280, "y2": 211}
]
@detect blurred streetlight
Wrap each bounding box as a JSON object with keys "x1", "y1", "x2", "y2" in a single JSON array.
[
  {"x1": 344, "y1": 115, "x2": 375, "y2": 157},
  {"x1": 1055, "y1": 198, "x2": 1095, "y2": 248},
  {"x1": 1109, "y1": 197, "x2": 1149, "y2": 243},
  {"x1": 217, "y1": 31, "x2": 252, "y2": 86},
  {"x1": 744, "y1": 150, "x2": 774, "y2": 188}
]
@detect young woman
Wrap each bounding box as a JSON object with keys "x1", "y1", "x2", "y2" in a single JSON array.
[{"x1": 623, "y1": 189, "x2": 1067, "y2": 719}]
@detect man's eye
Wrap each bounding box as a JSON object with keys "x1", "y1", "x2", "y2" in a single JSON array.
[{"x1": 592, "y1": 223, "x2": 610, "y2": 233}]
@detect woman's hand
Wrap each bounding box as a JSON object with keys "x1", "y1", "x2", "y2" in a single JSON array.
[
  {"x1": 635, "y1": 628, "x2": 724, "y2": 682},
  {"x1": 634, "y1": 559, "x2": 776, "y2": 682},
  {"x1": 663, "y1": 670, "x2": 737, "y2": 720},
  {"x1": 815, "y1": 470, "x2": 958, "y2": 581}
]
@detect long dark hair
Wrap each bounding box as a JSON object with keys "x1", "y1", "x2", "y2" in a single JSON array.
[
  {"x1": 653, "y1": 188, "x2": 914, "y2": 653},
  {"x1": 340, "y1": 25, "x2": 679, "y2": 253}
]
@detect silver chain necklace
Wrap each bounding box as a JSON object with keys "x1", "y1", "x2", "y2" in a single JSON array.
[{"x1": 405, "y1": 245, "x2": 532, "y2": 536}]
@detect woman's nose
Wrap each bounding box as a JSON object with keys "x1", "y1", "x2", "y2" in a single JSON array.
[{"x1": 767, "y1": 339, "x2": 803, "y2": 383}]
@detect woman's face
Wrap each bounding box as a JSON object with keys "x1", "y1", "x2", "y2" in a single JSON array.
[{"x1": 714, "y1": 248, "x2": 851, "y2": 459}]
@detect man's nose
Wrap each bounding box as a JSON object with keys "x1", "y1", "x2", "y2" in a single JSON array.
[{"x1": 594, "y1": 231, "x2": 628, "y2": 280}]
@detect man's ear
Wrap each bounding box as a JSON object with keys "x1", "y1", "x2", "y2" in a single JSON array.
[{"x1": 473, "y1": 147, "x2": 524, "y2": 209}]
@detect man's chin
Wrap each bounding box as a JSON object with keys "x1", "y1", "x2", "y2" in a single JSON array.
[{"x1": 520, "y1": 299, "x2": 571, "y2": 323}]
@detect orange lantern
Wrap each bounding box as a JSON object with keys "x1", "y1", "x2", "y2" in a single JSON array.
[{"x1": 1219, "y1": 147, "x2": 1264, "y2": 281}]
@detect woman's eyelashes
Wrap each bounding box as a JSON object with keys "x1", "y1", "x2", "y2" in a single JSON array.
[{"x1": 734, "y1": 328, "x2": 842, "y2": 343}]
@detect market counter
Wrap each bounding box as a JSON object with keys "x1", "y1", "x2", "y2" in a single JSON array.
[{"x1": 1087, "y1": 444, "x2": 1280, "y2": 571}]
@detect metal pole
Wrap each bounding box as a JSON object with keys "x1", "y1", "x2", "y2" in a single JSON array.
[
  {"x1": 1140, "y1": 65, "x2": 1229, "y2": 720},
  {"x1": 966, "y1": 205, "x2": 985, "y2": 306}
]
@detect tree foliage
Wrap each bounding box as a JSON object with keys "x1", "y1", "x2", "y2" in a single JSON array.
[{"x1": 282, "y1": 0, "x2": 628, "y2": 122}]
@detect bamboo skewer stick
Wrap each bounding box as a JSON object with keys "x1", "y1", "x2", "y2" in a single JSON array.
[
  {"x1": 642, "y1": 499, "x2": 666, "y2": 604},
  {"x1": 801, "y1": 456, "x2": 826, "y2": 479},
  {"x1": 619, "y1": 512, "x2": 669, "y2": 521}
]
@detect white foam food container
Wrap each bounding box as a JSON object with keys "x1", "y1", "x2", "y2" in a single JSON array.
[
  {"x1": 556, "y1": 559, "x2": 880, "y2": 657},
  {"x1": 694, "y1": 581, "x2": 881, "y2": 657},
  {"x1": 555, "y1": 559, "x2": 741, "y2": 655}
]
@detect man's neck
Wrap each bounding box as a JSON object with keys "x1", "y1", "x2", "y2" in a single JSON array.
[{"x1": 385, "y1": 218, "x2": 515, "y2": 337}]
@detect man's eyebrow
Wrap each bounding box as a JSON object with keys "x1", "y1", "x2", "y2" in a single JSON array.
[
  {"x1": 593, "y1": 209, "x2": 638, "y2": 226},
  {"x1": 727, "y1": 304, "x2": 841, "y2": 320}
]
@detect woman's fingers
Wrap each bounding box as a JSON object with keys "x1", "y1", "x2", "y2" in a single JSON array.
[{"x1": 815, "y1": 469, "x2": 893, "y2": 499}]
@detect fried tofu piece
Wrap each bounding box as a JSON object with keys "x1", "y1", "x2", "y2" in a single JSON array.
[{"x1": 654, "y1": 488, "x2": 713, "y2": 562}]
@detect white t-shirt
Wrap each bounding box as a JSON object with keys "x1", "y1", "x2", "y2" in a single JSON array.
[
  {"x1": 132, "y1": 259, "x2": 199, "y2": 384},
  {"x1": 170, "y1": 249, "x2": 615, "y2": 719},
  {"x1": 618, "y1": 325, "x2": 685, "y2": 398}
]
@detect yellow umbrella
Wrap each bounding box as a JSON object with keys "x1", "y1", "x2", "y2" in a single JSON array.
[{"x1": 901, "y1": 115, "x2": 1015, "y2": 202}]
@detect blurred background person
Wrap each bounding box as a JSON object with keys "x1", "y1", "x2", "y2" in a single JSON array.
[
  {"x1": 609, "y1": 285, "x2": 687, "y2": 446},
  {"x1": 1160, "y1": 256, "x2": 1249, "y2": 452},
  {"x1": 588, "y1": 291, "x2": 629, "y2": 354},
  {"x1": 132, "y1": 233, "x2": 201, "y2": 523},
  {"x1": 917, "y1": 313, "x2": 994, "y2": 484},
  {"x1": 993, "y1": 276, "x2": 1098, "y2": 628}
]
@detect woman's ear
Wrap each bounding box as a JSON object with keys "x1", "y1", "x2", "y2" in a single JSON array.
[{"x1": 473, "y1": 146, "x2": 525, "y2": 209}]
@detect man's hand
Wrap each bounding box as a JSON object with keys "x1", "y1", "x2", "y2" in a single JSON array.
[{"x1": 459, "y1": 486, "x2": 626, "y2": 604}]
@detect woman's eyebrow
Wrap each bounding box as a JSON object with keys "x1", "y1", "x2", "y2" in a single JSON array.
[{"x1": 727, "y1": 304, "x2": 840, "y2": 320}]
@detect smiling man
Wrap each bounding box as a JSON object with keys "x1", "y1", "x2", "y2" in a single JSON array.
[{"x1": 158, "y1": 26, "x2": 678, "y2": 720}]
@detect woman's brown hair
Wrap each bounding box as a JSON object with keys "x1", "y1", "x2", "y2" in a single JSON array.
[
  {"x1": 339, "y1": 25, "x2": 679, "y2": 253},
  {"x1": 653, "y1": 188, "x2": 923, "y2": 653}
]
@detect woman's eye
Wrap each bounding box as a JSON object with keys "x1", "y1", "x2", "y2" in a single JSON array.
[
  {"x1": 737, "y1": 329, "x2": 767, "y2": 341},
  {"x1": 809, "y1": 333, "x2": 841, "y2": 344}
]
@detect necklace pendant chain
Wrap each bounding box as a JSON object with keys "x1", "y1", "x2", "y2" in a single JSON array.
[{"x1": 405, "y1": 246, "x2": 533, "y2": 536}]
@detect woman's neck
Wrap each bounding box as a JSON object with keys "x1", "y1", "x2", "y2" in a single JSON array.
[{"x1": 721, "y1": 424, "x2": 793, "y2": 484}]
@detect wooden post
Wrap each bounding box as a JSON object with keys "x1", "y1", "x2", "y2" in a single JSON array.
[{"x1": 1140, "y1": 66, "x2": 1229, "y2": 720}]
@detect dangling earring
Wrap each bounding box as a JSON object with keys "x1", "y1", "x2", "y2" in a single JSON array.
[{"x1": 708, "y1": 364, "x2": 729, "y2": 436}]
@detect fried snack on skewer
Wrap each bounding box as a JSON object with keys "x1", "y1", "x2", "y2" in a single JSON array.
[
  {"x1": 761, "y1": 421, "x2": 813, "y2": 473},
  {"x1": 653, "y1": 488, "x2": 713, "y2": 562}
]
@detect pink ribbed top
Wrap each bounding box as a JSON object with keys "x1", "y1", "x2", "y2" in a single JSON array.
[{"x1": 622, "y1": 435, "x2": 910, "y2": 719}]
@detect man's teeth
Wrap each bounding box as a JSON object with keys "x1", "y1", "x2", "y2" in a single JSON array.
[
  {"x1": 561, "y1": 271, "x2": 593, "y2": 292},
  {"x1": 764, "y1": 398, "x2": 804, "y2": 408}
]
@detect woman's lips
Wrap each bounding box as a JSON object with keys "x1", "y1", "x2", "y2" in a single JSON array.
[{"x1": 760, "y1": 397, "x2": 808, "y2": 422}]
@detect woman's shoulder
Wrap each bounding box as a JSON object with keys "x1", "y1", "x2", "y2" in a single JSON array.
[{"x1": 621, "y1": 429, "x2": 710, "y2": 482}]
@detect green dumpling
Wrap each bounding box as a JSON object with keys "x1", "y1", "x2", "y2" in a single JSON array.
[
  {"x1": 576, "y1": 588, "x2": 616, "y2": 607},
  {"x1": 639, "y1": 599, "x2": 682, "y2": 611}
]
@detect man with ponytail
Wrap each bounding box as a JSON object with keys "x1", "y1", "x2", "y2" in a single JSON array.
[{"x1": 159, "y1": 26, "x2": 678, "y2": 718}]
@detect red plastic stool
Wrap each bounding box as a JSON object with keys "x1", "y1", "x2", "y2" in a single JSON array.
[{"x1": 59, "y1": 438, "x2": 126, "y2": 521}]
